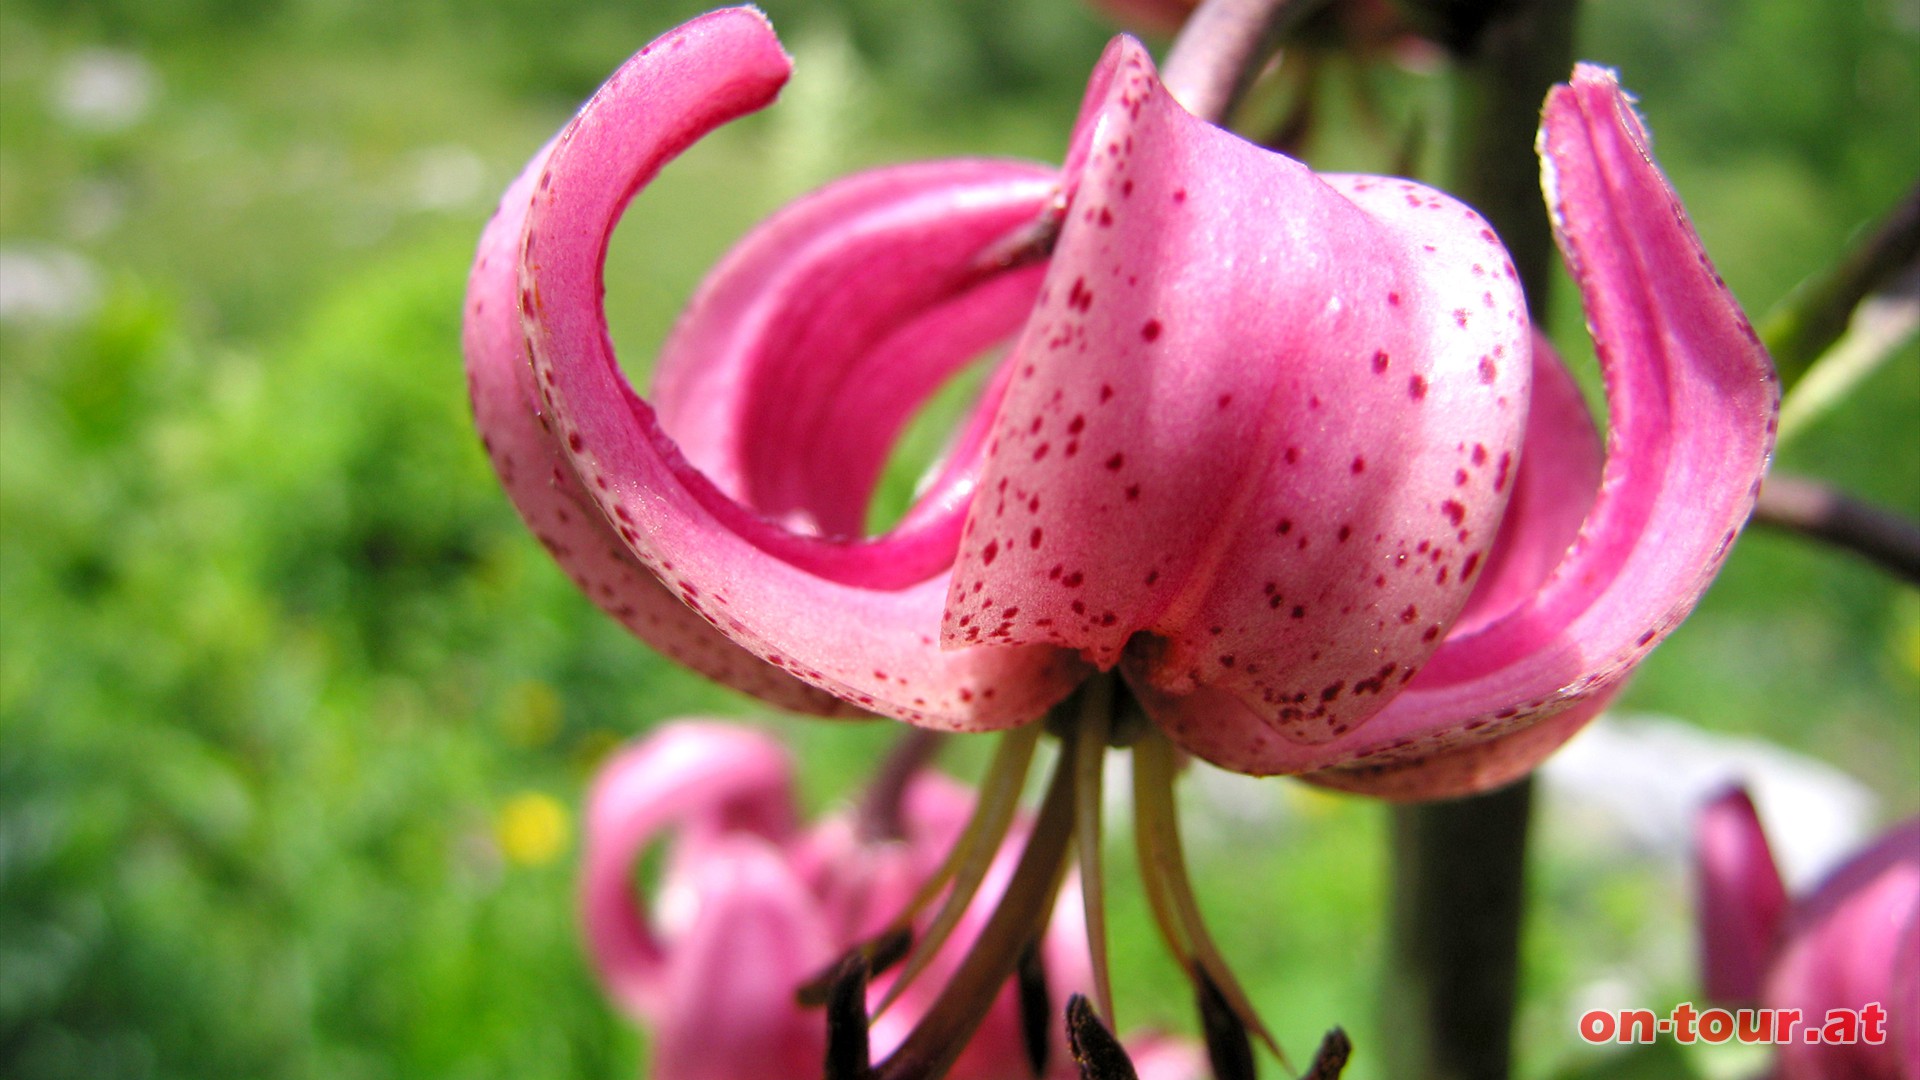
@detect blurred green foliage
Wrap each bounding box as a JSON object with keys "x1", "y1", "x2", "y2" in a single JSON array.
[{"x1": 1, "y1": 0, "x2": 1914, "y2": 1078}]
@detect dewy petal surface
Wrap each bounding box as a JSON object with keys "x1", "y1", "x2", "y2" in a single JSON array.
[
  {"x1": 1146, "y1": 64, "x2": 1777, "y2": 782},
  {"x1": 490, "y1": 8, "x2": 1086, "y2": 729},
  {"x1": 942, "y1": 37, "x2": 1530, "y2": 750}
]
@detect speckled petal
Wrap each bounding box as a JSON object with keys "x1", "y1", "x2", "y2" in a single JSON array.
[
  {"x1": 941, "y1": 36, "x2": 1529, "y2": 749},
  {"x1": 1141, "y1": 338, "x2": 1601, "y2": 777},
  {"x1": 1140, "y1": 65, "x2": 1777, "y2": 782},
  {"x1": 494, "y1": 8, "x2": 1087, "y2": 729},
  {"x1": 579, "y1": 723, "x2": 798, "y2": 1019}
]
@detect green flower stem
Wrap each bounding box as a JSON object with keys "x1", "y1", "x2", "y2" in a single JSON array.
[
  {"x1": 1775, "y1": 262, "x2": 1919, "y2": 445},
  {"x1": 1440, "y1": 0, "x2": 1580, "y2": 307},
  {"x1": 1385, "y1": 4, "x2": 1576, "y2": 1078},
  {"x1": 1386, "y1": 780, "x2": 1536, "y2": 1080},
  {"x1": 1762, "y1": 179, "x2": 1920, "y2": 390}
]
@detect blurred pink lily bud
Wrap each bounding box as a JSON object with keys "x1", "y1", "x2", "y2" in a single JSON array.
[
  {"x1": 579, "y1": 721, "x2": 1201, "y2": 1078},
  {"x1": 1696, "y1": 787, "x2": 1920, "y2": 1079}
]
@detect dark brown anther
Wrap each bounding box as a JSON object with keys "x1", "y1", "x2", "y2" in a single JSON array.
[
  {"x1": 1016, "y1": 938, "x2": 1052, "y2": 1078},
  {"x1": 1066, "y1": 994, "x2": 1139, "y2": 1080},
  {"x1": 1298, "y1": 1028, "x2": 1351, "y2": 1079},
  {"x1": 824, "y1": 953, "x2": 872, "y2": 1080},
  {"x1": 1194, "y1": 963, "x2": 1257, "y2": 1080},
  {"x1": 968, "y1": 195, "x2": 1066, "y2": 276},
  {"x1": 798, "y1": 927, "x2": 914, "y2": 1008},
  {"x1": 866, "y1": 924, "x2": 914, "y2": 978}
]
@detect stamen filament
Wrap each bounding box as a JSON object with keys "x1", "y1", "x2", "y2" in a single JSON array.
[
  {"x1": 1073, "y1": 675, "x2": 1117, "y2": 1026},
  {"x1": 1132, "y1": 726, "x2": 1286, "y2": 1065},
  {"x1": 872, "y1": 725, "x2": 1079, "y2": 1080},
  {"x1": 859, "y1": 728, "x2": 948, "y2": 842},
  {"x1": 873, "y1": 720, "x2": 1043, "y2": 1017}
]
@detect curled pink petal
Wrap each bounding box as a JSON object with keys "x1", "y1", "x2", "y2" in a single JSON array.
[
  {"x1": 943, "y1": 38, "x2": 1528, "y2": 753},
  {"x1": 474, "y1": 8, "x2": 1087, "y2": 729},
  {"x1": 465, "y1": 139, "x2": 859, "y2": 718},
  {"x1": 653, "y1": 159, "x2": 1053, "y2": 542},
  {"x1": 1695, "y1": 787, "x2": 1791, "y2": 1006},
  {"x1": 1348, "y1": 65, "x2": 1778, "y2": 743},
  {"x1": 579, "y1": 722, "x2": 796, "y2": 1016}
]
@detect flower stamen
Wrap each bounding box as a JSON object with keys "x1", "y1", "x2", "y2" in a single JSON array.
[
  {"x1": 872, "y1": 723, "x2": 1078, "y2": 1080},
  {"x1": 1132, "y1": 723, "x2": 1287, "y2": 1067},
  {"x1": 1073, "y1": 674, "x2": 1119, "y2": 1026},
  {"x1": 871, "y1": 721, "x2": 1044, "y2": 1018}
]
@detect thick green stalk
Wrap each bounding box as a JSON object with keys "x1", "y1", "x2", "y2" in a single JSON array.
[
  {"x1": 1386, "y1": 3, "x2": 1576, "y2": 1078},
  {"x1": 1386, "y1": 780, "x2": 1535, "y2": 1080}
]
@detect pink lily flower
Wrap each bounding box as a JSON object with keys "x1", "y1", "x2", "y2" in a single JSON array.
[
  {"x1": 1696, "y1": 788, "x2": 1920, "y2": 1079},
  {"x1": 581, "y1": 721, "x2": 1204, "y2": 1079},
  {"x1": 464, "y1": 8, "x2": 1775, "y2": 798}
]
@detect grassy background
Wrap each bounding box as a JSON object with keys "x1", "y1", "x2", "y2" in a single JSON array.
[{"x1": 1, "y1": 1, "x2": 1914, "y2": 1078}]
